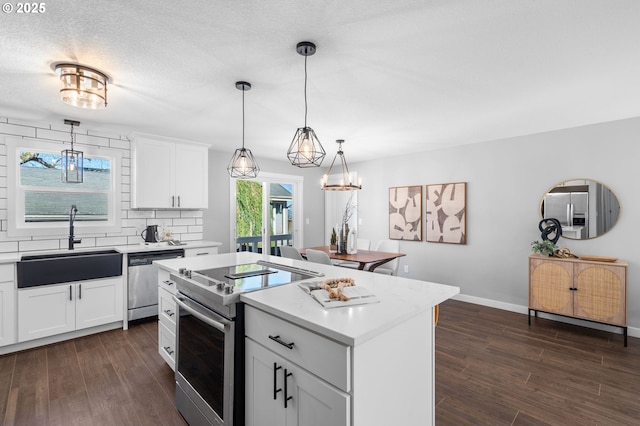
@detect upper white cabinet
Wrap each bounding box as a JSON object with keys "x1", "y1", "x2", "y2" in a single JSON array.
[{"x1": 131, "y1": 135, "x2": 209, "y2": 209}]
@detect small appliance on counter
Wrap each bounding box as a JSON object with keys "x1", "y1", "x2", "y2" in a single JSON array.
[{"x1": 141, "y1": 225, "x2": 159, "y2": 243}]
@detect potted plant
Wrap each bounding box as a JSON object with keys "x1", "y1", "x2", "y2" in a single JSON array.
[
  {"x1": 330, "y1": 228, "x2": 338, "y2": 252},
  {"x1": 531, "y1": 240, "x2": 557, "y2": 256}
]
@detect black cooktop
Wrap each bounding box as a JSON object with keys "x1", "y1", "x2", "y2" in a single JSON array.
[{"x1": 195, "y1": 261, "x2": 319, "y2": 293}]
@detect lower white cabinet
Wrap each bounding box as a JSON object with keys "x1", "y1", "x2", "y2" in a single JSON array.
[
  {"x1": 0, "y1": 264, "x2": 16, "y2": 347},
  {"x1": 157, "y1": 268, "x2": 178, "y2": 370},
  {"x1": 245, "y1": 338, "x2": 349, "y2": 426},
  {"x1": 245, "y1": 305, "x2": 350, "y2": 426},
  {"x1": 18, "y1": 277, "x2": 123, "y2": 342}
]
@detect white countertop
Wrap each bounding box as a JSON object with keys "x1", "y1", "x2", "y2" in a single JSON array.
[
  {"x1": 155, "y1": 252, "x2": 460, "y2": 347},
  {"x1": 0, "y1": 240, "x2": 222, "y2": 264}
]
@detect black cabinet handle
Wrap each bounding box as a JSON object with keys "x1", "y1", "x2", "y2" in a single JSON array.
[
  {"x1": 284, "y1": 369, "x2": 293, "y2": 408},
  {"x1": 79, "y1": 284, "x2": 82, "y2": 299},
  {"x1": 163, "y1": 280, "x2": 174, "y2": 286},
  {"x1": 69, "y1": 285, "x2": 72, "y2": 301},
  {"x1": 273, "y1": 363, "x2": 282, "y2": 400},
  {"x1": 163, "y1": 346, "x2": 174, "y2": 356},
  {"x1": 268, "y1": 335, "x2": 295, "y2": 350},
  {"x1": 164, "y1": 309, "x2": 175, "y2": 317}
]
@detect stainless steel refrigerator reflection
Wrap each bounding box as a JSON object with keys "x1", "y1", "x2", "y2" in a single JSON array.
[{"x1": 543, "y1": 192, "x2": 589, "y2": 238}]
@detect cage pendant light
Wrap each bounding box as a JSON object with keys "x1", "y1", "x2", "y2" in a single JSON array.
[
  {"x1": 321, "y1": 140, "x2": 362, "y2": 191},
  {"x1": 287, "y1": 41, "x2": 326, "y2": 168},
  {"x1": 228, "y1": 81, "x2": 259, "y2": 179},
  {"x1": 61, "y1": 119, "x2": 83, "y2": 183}
]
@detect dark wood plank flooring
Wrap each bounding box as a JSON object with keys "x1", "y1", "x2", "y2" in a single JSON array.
[
  {"x1": 0, "y1": 320, "x2": 187, "y2": 426},
  {"x1": 435, "y1": 300, "x2": 640, "y2": 425},
  {"x1": 1, "y1": 300, "x2": 638, "y2": 425}
]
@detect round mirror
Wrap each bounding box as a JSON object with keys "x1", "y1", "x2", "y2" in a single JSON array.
[{"x1": 540, "y1": 179, "x2": 621, "y2": 240}]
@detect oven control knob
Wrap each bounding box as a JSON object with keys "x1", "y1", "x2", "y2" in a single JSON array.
[
  {"x1": 225, "y1": 284, "x2": 235, "y2": 294},
  {"x1": 216, "y1": 281, "x2": 225, "y2": 291}
]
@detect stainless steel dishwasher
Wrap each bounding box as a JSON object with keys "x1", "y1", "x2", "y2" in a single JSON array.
[{"x1": 127, "y1": 249, "x2": 184, "y2": 321}]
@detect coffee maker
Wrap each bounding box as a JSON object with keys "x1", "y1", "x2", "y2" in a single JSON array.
[{"x1": 141, "y1": 225, "x2": 159, "y2": 243}]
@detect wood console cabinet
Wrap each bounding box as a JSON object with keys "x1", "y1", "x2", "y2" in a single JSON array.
[{"x1": 528, "y1": 254, "x2": 628, "y2": 345}]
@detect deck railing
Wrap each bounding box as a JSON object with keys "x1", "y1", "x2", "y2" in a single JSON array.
[{"x1": 236, "y1": 233, "x2": 293, "y2": 255}]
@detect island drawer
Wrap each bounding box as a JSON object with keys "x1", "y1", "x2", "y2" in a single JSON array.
[
  {"x1": 158, "y1": 321, "x2": 176, "y2": 371},
  {"x1": 245, "y1": 305, "x2": 350, "y2": 392},
  {"x1": 158, "y1": 287, "x2": 177, "y2": 328},
  {"x1": 158, "y1": 269, "x2": 177, "y2": 295}
]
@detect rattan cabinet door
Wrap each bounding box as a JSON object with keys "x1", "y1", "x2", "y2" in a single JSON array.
[
  {"x1": 529, "y1": 257, "x2": 573, "y2": 317},
  {"x1": 574, "y1": 263, "x2": 626, "y2": 326}
]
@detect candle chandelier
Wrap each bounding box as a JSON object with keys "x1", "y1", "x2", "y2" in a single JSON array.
[
  {"x1": 228, "y1": 81, "x2": 259, "y2": 179},
  {"x1": 62, "y1": 119, "x2": 83, "y2": 183},
  {"x1": 321, "y1": 140, "x2": 362, "y2": 191},
  {"x1": 286, "y1": 41, "x2": 326, "y2": 168}
]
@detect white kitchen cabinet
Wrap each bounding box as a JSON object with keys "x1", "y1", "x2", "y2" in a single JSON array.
[
  {"x1": 131, "y1": 135, "x2": 209, "y2": 209},
  {"x1": 184, "y1": 245, "x2": 219, "y2": 257},
  {"x1": 0, "y1": 264, "x2": 16, "y2": 347},
  {"x1": 18, "y1": 277, "x2": 123, "y2": 342},
  {"x1": 245, "y1": 306, "x2": 350, "y2": 426},
  {"x1": 157, "y1": 268, "x2": 178, "y2": 370}
]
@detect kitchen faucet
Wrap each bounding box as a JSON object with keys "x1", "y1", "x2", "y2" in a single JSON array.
[{"x1": 69, "y1": 205, "x2": 81, "y2": 250}]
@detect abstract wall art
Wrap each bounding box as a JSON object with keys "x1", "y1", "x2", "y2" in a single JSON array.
[
  {"x1": 425, "y1": 182, "x2": 466, "y2": 244},
  {"x1": 389, "y1": 185, "x2": 422, "y2": 241}
]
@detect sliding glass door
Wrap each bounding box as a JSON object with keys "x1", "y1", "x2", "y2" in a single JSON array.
[{"x1": 230, "y1": 172, "x2": 303, "y2": 255}]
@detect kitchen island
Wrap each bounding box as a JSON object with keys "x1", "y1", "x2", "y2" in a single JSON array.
[{"x1": 155, "y1": 252, "x2": 459, "y2": 426}]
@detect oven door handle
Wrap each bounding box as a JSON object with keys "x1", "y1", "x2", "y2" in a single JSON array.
[{"x1": 173, "y1": 295, "x2": 230, "y2": 333}]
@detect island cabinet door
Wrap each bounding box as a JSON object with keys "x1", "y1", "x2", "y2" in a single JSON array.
[
  {"x1": 246, "y1": 338, "x2": 287, "y2": 426},
  {"x1": 285, "y1": 360, "x2": 350, "y2": 426}
]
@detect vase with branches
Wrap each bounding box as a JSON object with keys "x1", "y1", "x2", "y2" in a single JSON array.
[{"x1": 338, "y1": 194, "x2": 357, "y2": 254}]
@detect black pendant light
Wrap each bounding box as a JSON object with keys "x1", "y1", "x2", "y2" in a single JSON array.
[
  {"x1": 228, "y1": 81, "x2": 259, "y2": 179},
  {"x1": 321, "y1": 140, "x2": 362, "y2": 191},
  {"x1": 61, "y1": 119, "x2": 83, "y2": 183},
  {"x1": 287, "y1": 41, "x2": 326, "y2": 168}
]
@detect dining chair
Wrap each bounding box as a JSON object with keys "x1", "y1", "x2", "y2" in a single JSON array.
[
  {"x1": 279, "y1": 245, "x2": 304, "y2": 260},
  {"x1": 337, "y1": 238, "x2": 371, "y2": 269},
  {"x1": 372, "y1": 239, "x2": 400, "y2": 275},
  {"x1": 305, "y1": 249, "x2": 333, "y2": 265}
]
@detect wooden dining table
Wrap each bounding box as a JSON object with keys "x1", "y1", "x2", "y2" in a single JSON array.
[{"x1": 299, "y1": 246, "x2": 406, "y2": 272}]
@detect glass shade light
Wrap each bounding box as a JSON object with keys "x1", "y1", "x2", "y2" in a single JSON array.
[
  {"x1": 228, "y1": 81, "x2": 259, "y2": 179},
  {"x1": 61, "y1": 119, "x2": 84, "y2": 183},
  {"x1": 321, "y1": 140, "x2": 362, "y2": 191},
  {"x1": 287, "y1": 126, "x2": 325, "y2": 168},
  {"x1": 55, "y1": 64, "x2": 108, "y2": 109}
]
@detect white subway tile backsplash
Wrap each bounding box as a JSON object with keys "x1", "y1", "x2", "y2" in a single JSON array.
[
  {"x1": 0, "y1": 122, "x2": 37, "y2": 138},
  {"x1": 96, "y1": 236, "x2": 128, "y2": 247},
  {"x1": 1, "y1": 117, "x2": 206, "y2": 257},
  {"x1": 19, "y1": 239, "x2": 60, "y2": 252},
  {"x1": 0, "y1": 241, "x2": 18, "y2": 253}
]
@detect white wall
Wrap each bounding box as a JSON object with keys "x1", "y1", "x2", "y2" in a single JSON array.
[
  {"x1": 351, "y1": 117, "x2": 640, "y2": 330},
  {"x1": 0, "y1": 117, "x2": 204, "y2": 254}
]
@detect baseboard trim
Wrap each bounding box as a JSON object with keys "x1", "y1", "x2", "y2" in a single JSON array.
[{"x1": 452, "y1": 294, "x2": 639, "y2": 339}]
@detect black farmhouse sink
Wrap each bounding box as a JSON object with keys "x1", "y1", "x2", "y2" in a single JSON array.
[{"x1": 17, "y1": 249, "x2": 123, "y2": 288}]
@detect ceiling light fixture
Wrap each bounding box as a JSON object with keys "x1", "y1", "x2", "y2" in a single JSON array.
[
  {"x1": 228, "y1": 81, "x2": 259, "y2": 179},
  {"x1": 55, "y1": 63, "x2": 109, "y2": 109},
  {"x1": 321, "y1": 140, "x2": 362, "y2": 191},
  {"x1": 62, "y1": 119, "x2": 83, "y2": 183},
  {"x1": 287, "y1": 41, "x2": 326, "y2": 168}
]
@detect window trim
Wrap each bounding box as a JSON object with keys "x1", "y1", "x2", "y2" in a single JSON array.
[{"x1": 5, "y1": 137, "x2": 122, "y2": 237}]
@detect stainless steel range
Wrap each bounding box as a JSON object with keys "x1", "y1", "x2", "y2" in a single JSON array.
[{"x1": 171, "y1": 260, "x2": 322, "y2": 426}]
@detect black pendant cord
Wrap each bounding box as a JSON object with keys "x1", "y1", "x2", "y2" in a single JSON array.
[
  {"x1": 304, "y1": 53, "x2": 308, "y2": 128},
  {"x1": 242, "y1": 87, "x2": 246, "y2": 150}
]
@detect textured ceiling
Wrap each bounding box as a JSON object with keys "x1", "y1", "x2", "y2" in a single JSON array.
[{"x1": 1, "y1": 0, "x2": 639, "y2": 163}]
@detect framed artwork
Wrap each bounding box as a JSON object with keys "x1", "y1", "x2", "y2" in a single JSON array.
[
  {"x1": 388, "y1": 186, "x2": 422, "y2": 241},
  {"x1": 425, "y1": 182, "x2": 466, "y2": 244}
]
